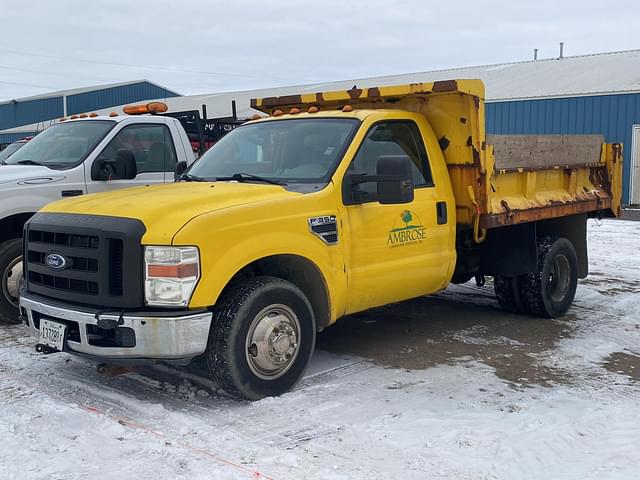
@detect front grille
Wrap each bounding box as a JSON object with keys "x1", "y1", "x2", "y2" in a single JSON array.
[
  {"x1": 28, "y1": 251, "x2": 98, "y2": 272},
  {"x1": 29, "y1": 230, "x2": 99, "y2": 249},
  {"x1": 28, "y1": 271, "x2": 98, "y2": 295},
  {"x1": 109, "y1": 239, "x2": 123, "y2": 296},
  {"x1": 24, "y1": 212, "x2": 146, "y2": 308}
]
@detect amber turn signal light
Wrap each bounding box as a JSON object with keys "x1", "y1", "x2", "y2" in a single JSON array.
[{"x1": 147, "y1": 263, "x2": 198, "y2": 278}]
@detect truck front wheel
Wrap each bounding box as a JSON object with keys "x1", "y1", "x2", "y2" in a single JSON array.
[
  {"x1": 0, "y1": 238, "x2": 23, "y2": 324},
  {"x1": 521, "y1": 236, "x2": 578, "y2": 318},
  {"x1": 206, "y1": 276, "x2": 316, "y2": 400}
]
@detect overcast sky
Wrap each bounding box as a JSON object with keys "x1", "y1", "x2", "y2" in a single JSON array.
[{"x1": 0, "y1": 0, "x2": 639, "y2": 101}]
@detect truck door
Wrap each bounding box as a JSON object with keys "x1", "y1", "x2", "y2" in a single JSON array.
[
  {"x1": 342, "y1": 118, "x2": 453, "y2": 314},
  {"x1": 85, "y1": 122, "x2": 178, "y2": 193}
]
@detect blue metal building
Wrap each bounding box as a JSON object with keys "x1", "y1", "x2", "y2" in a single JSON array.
[{"x1": 0, "y1": 80, "x2": 180, "y2": 144}]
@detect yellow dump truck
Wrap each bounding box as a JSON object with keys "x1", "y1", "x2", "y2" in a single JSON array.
[{"x1": 20, "y1": 80, "x2": 622, "y2": 399}]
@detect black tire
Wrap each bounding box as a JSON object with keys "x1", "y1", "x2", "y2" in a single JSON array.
[
  {"x1": 451, "y1": 270, "x2": 473, "y2": 285},
  {"x1": 206, "y1": 276, "x2": 316, "y2": 400},
  {"x1": 494, "y1": 275, "x2": 526, "y2": 313},
  {"x1": 520, "y1": 236, "x2": 578, "y2": 318},
  {"x1": 0, "y1": 238, "x2": 23, "y2": 325}
]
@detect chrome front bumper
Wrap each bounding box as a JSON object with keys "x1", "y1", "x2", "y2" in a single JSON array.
[{"x1": 20, "y1": 294, "x2": 212, "y2": 360}]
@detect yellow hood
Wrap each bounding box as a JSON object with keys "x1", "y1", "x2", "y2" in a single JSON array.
[{"x1": 41, "y1": 182, "x2": 298, "y2": 244}]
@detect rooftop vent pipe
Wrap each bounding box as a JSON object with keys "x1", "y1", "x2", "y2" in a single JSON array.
[
  {"x1": 534, "y1": 48, "x2": 539, "y2": 60},
  {"x1": 559, "y1": 42, "x2": 564, "y2": 59}
]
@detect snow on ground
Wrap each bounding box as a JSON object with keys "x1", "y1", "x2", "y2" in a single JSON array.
[{"x1": 1, "y1": 219, "x2": 639, "y2": 480}]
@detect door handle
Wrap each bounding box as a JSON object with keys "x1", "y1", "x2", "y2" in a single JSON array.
[
  {"x1": 61, "y1": 190, "x2": 83, "y2": 197},
  {"x1": 436, "y1": 201, "x2": 447, "y2": 225}
]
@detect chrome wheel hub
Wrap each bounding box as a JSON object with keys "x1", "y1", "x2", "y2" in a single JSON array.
[
  {"x1": 549, "y1": 254, "x2": 571, "y2": 303},
  {"x1": 2, "y1": 255, "x2": 23, "y2": 308},
  {"x1": 245, "y1": 304, "x2": 301, "y2": 380}
]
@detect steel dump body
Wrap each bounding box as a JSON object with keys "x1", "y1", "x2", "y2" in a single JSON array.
[{"x1": 251, "y1": 80, "x2": 622, "y2": 236}]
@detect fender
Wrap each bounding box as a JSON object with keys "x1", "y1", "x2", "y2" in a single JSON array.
[
  {"x1": 185, "y1": 229, "x2": 346, "y2": 323},
  {"x1": 172, "y1": 190, "x2": 348, "y2": 322}
]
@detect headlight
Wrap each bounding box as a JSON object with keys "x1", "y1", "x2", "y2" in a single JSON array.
[{"x1": 144, "y1": 246, "x2": 200, "y2": 307}]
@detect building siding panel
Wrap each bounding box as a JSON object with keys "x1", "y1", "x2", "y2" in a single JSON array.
[
  {"x1": 66, "y1": 82, "x2": 179, "y2": 115},
  {"x1": 0, "y1": 96, "x2": 63, "y2": 131},
  {"x1": 487, "y1": 93, "x2": 640, "y2": 204}
]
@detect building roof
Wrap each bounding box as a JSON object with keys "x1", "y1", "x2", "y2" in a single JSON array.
[
  {"x1": 214, "y1": 48, "x2": 638, "y2": 103},
  {"x1": 2, "y1": 49, "x2": 639, "y2": 137},
  {"x1": 0, "y1": 79, "x2": 180, "y2": 105},
  {"x1": 345, "y1": 49, "x2": 640, "y2": 101},
  {"x1": 149, "y1": 49, "x2": 640, "y2": 116}
]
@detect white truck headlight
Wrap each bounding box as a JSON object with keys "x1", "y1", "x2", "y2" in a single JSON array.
[{"x1": 144, "y1": 246, "x2": 200, "y2": 307}]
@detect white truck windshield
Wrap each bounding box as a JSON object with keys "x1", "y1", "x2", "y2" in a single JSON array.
[
  {"x1": 187, "y1": 118, "x2": 359, "y2": 183},
  {"x1": 5, "y1": 120, "x2": 115, "y2": 168}
]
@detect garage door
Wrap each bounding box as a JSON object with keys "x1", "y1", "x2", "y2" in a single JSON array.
[{"x1": 632, "y1": 125, "x2": 640, "y2": 206}]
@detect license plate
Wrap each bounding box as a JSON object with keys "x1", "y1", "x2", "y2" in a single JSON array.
[{"x1": 39, "y1": 319, "x2": 67, "y2": 351}]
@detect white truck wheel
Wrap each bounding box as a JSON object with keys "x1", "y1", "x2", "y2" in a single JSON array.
[{"x1": 0, "y1": 238, "x2": 23, "y2": 324}]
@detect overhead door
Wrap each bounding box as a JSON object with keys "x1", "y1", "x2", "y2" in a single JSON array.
[{"x1": 632, "y1": 126, "x2": 640, "y2": 206}]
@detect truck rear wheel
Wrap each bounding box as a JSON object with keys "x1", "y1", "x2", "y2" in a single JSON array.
[
  {"x1": 494, "y1": 275, "x2": 526, "y2": 313},
  {"x1": 0, "y1": 238, "x2": 23, "y2": 325},
  {"x1": 521, "y1": 236, "x2": 578, "y2": 318},
  {"x1": 206, "y1": 276, "x2": 316, "y2": 400}
]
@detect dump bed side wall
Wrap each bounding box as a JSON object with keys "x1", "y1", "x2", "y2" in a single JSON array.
[
  {"x1": 482, "y1": 140, "x2": 623, "y2": 229},
  {"x1": 489, "y1": 135, "x2": 604, "y2": 170}
]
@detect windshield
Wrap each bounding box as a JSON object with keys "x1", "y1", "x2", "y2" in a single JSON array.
[
  {"x1": 0, "y1": 141, "x2": 26, "y2": 163},
  {"x1": 187, "y1": 118, "x2": 360, "y2": 183},
  {"x1": 5, "y1": 120, "x2": 115, "y2": 168}
]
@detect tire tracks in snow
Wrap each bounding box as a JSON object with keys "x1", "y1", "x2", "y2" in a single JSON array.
[{"x1": 0, "y1": 335, "x2": 369, "y2": 468}]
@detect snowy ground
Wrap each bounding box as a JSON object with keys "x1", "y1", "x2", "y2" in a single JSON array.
[{"x1": 1, "y1": 219, "x2": 639, "y2": 480}]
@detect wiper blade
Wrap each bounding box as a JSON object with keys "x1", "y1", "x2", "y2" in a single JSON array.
[
  {"x1": 15, "y1": 160, "x2": 43, "y2": 166},
  {"x1": 179, "y1": 173, "x2": 207, "y2": 182},
  {"x1": 215, "y1": 173, "x2": 286, "y2": 186}
]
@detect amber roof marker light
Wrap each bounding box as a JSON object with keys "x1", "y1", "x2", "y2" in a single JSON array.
[{"x1": 123, "y1": 101, "x2": 169, "y2": 115}]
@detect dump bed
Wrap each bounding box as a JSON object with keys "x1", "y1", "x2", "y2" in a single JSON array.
[{"x1": 251, "y1": 80, "x2": 622, "y2": 239}]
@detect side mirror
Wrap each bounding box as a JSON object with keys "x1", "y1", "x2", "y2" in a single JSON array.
[
  {"x1": 343, "y1": 155, "x2": 414, "y2": 205},
  {"x1": 91, "y1": 149, "x2": 137, "y2": 181},
  {"x1": 174, "y1": 160, "x2": 187, "y2": 181},
  {"x1": 376, "y1": 155, "x2": 414, "y2": 204}
]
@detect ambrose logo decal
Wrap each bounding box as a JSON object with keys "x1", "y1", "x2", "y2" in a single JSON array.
[{"x1": 387, "y1": 210, "x2": 426, "y2": 247}]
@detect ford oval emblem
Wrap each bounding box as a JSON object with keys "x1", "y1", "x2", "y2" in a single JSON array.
[{"x1": 45, "y1": 253, "x2": 67, "y2": 270}]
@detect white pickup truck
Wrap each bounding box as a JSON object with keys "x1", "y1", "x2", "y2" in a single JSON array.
[{"x1": 0, "y1": 105, "x2": 195, "y2": 323}]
